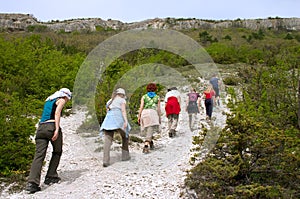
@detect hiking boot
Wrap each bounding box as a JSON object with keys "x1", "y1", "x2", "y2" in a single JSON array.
[
  {"x1": 26, "y1": 182, "x2": 41, "y2": 194},
  {"x1": 44, "y1": 176, "x2": 61, "y2": 185},
  {"x1": 103, "y1": 163, "x2": 109, "y2": 167},
  {"x1": 150, "y1": 140, "x2": 154, "y2": 150},
  {"x1": 169, "y1": 129, "x2": 175, "y2": 138},
  {"x1": 142, "y1": 145, "x2": 150, "y2": 153},
  {"x1": 169, "y1": 130, "x2": 173, "y2": 138}
]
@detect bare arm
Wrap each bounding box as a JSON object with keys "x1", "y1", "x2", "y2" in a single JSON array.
[
  {"x1": 121, "y1": 102, "x2": 128, "y2": 130},
  {"x1": 52, "y1": 98, "x2": 67, "y2": 141},
  {"x1": 197, "y1": 96, "x2": 201, "y2": 108},
  {"x1": 137, "y1": 97, "x2": 144, "y2": 124},
  {"x1": 157, "y1": 99, "x2": 161, "y2": 124},
  {"x1": 186, "y1": 95, "x2": 189, "y2": 111},
  {"x1": 177, "y1": 96, "x2": 181, "y2": 105}
]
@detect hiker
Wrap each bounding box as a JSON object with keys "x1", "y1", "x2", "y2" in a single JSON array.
[
  {"x1": 202, "y1": 84, "x2": 216, "y2": 120},
  {"x1": 209, "y1": 74, "x2": 220, "y2": 106},
  {"x1": 26, "y1": 88, "x2": 72, "y2": 194},
  {"x1": 99, "y1": 88, "x2": 131, "y2": 167},
  {"x1": 165, "y1": 87, "x2": 181, "y2": 137},
  {"x1": 137, "y1": 83, "x2": 161, "y2": 153},
  {"x1": 186, "y1": 87, "x2": 201, "y2": 130}
]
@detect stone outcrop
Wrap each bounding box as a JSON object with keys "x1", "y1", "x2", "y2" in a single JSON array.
[
  {"x1": 0, "y1": 14, "x2": 38, "y2": 31},
  {"x1": 0, "y1": 13, "x2": 299, "y2": 32}
]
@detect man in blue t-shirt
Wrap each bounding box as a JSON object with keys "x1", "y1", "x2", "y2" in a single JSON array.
[{"x1": 209, "y1": 74, "x2": 220, "y2": 106}]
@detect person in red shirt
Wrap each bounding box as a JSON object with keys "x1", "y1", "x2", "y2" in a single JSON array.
[
  {"x1": 165, "y1": 87, "x2": 181, "y2": 137},
  {"x1": 202, "y1": 84, "x2": 215, "y2": 120}
]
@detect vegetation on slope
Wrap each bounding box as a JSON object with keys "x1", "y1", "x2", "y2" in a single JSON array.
[{"x1": 0, "y1": 26, "x2": 299, "y2": 197}]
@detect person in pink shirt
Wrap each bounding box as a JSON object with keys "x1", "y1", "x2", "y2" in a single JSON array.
[{"x1": 186, "y1": 87, "x2": 201, "y2": 130}]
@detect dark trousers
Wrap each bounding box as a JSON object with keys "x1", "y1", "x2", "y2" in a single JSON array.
[
  {"x1": 103, "y1": 129, "x2": 129, "y2": 164},
  {"x1": 205, "y1": 99, "x2": 213, "y2": 118},
  {"x1": 28, "y1": 122, "x2": 62, "y2": 185}
]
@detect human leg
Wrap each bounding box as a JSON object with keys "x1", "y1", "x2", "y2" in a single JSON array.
[
  {"x1": 205, "y1": 99, "x2": 212, "y2": 119},
  {"x1": 46, "y1": 128, "x2": 62, "y2": 178},
  {"x1": 167, "y1": 115, "x2": 173, "y2": 137},
  {"x1": 45, "y1": 128, "x2": 62, "y2": 185},
  {"x1": 207, "y1": 99, "x2": 213, "y2": 119},
  {"x1": 145, "y1": 125, "x2": 154, "y2": 143},
  {"x1": 118, "y1": 129, "x2": 130, "y2": 160},
  {"x1": 167, "y1": 115, "x2": 172, "y2": 131},
  {"x1": 150, "y1": 125, "x2": 159, "y2": 149},
  {"x1": 27, "y1": 138, "x2": 49, "y2": 186},
  {"x1": 143, "y1": 126, "x2": 156, "y2": 153},
  {"x1": 103, "y1": 130, "x2": 114, "y2": 166},
  {"x1": 171, "y1": 114, "x2": 179, "y2": 131},
  {"x1": 188, "y1": 114, "x2": 192, "y2": 129},
  {"x1": 213, "y1": 86, "x2": 220, "y2": 106},
  {"x1": 27, "y1": 123, "x2": 54, "y2": 189},
  {"x1": 169, "y1": 114, "x2": 178, "y2": 137},
  {"x1": 142, "y1": 126, "x2": 151, "y2": 153}
]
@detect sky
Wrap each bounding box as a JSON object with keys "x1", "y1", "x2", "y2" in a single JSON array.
[{"x1": 0, "y1": 0, "x2": 299, "y2": 23}]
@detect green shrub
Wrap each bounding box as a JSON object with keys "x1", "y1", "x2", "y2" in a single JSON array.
[
  {"x1": 26, "y1": 25, "x2": 48, "y2": 32},
  {"x1": 223, "y1": 76, "x2": 241, "y2": 86},
  {"x1": 186, "y1": 63, "x2": 300, "y2": 198}
]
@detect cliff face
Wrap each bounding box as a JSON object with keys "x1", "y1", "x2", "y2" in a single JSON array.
[{"x1": 0, "y1": 13, "x2": 300, "y2": 32}]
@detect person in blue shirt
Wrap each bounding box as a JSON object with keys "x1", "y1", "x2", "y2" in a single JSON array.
[
  {"x1": 99, "y1": 88, "x2": 131, "y2": 167},
  {"x1": 209, "y1": 74, "x2": 220, "y2": 106},
  {"x1": 26, "y1": 88, "x2": 72, "y2": 194}
]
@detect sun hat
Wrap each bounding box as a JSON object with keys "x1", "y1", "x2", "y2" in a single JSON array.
[
  {"x1": 116, "y1": 88, "x2": 126, "y2": 95},
  {"x1": 60, "y1": 88, "x2": 72, "y2": 100},
  {"x1": 46, "y1": 88, "x2": 72, "y2": 101}
]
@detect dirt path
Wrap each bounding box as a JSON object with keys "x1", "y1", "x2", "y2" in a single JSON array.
[{"x1": 4, "y1": 93, "x2": 227, "y2": 199}]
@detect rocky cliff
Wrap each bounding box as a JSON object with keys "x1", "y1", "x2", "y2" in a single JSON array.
[{"x1": 1, "y1": 13, "x2": 299, "y2": 32}]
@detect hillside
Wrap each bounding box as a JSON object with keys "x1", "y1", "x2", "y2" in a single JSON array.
[
  {"x1": 0, "y1": 13, "x2": 300, "y2": 32},
  {"x1": 2, "y1": 91, "x2": 227, "y2": 198},
  {"x1": 0, "y1": 13, "x2": 299, "y2": 198}
]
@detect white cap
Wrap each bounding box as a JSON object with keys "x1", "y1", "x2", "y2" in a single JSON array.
[
  {"x1": 59, "y1": 88, "x2": 72, "y2": 100},
  {"x1": 116, "y1": 88, "x2": 126, "y2": 95}
]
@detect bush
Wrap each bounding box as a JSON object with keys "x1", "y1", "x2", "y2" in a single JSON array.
[
  {"x1": 186, "y1": 112, "x2": 300, "y2": 198},
  {"x1": 0, "y1": 93, "x2": 36, "y2": 177},
  {"x1": 26, "y1": 25, "x2": 48, "y2": 32},
  {"x1": 0, "y1": 34, "x2": 84, "y2": 177},
  {"x1": 185, "y1": 63, "x2": 300, "y2": 198},
  {"x1": 223, "y1": 76, "x2": 241, "y2": 86}
]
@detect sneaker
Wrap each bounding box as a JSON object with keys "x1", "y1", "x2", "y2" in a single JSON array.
[
  {"x1": 26, "y1": 182, "x2": 41, "y2": 194},
  {"x1": 44, "y1": 176, "x2": 61, "y2": 185}
]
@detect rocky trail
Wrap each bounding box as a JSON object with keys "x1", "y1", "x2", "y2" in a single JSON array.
[{"x1": 3, "y1": 92, "x2": 227, "y2": 199}]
